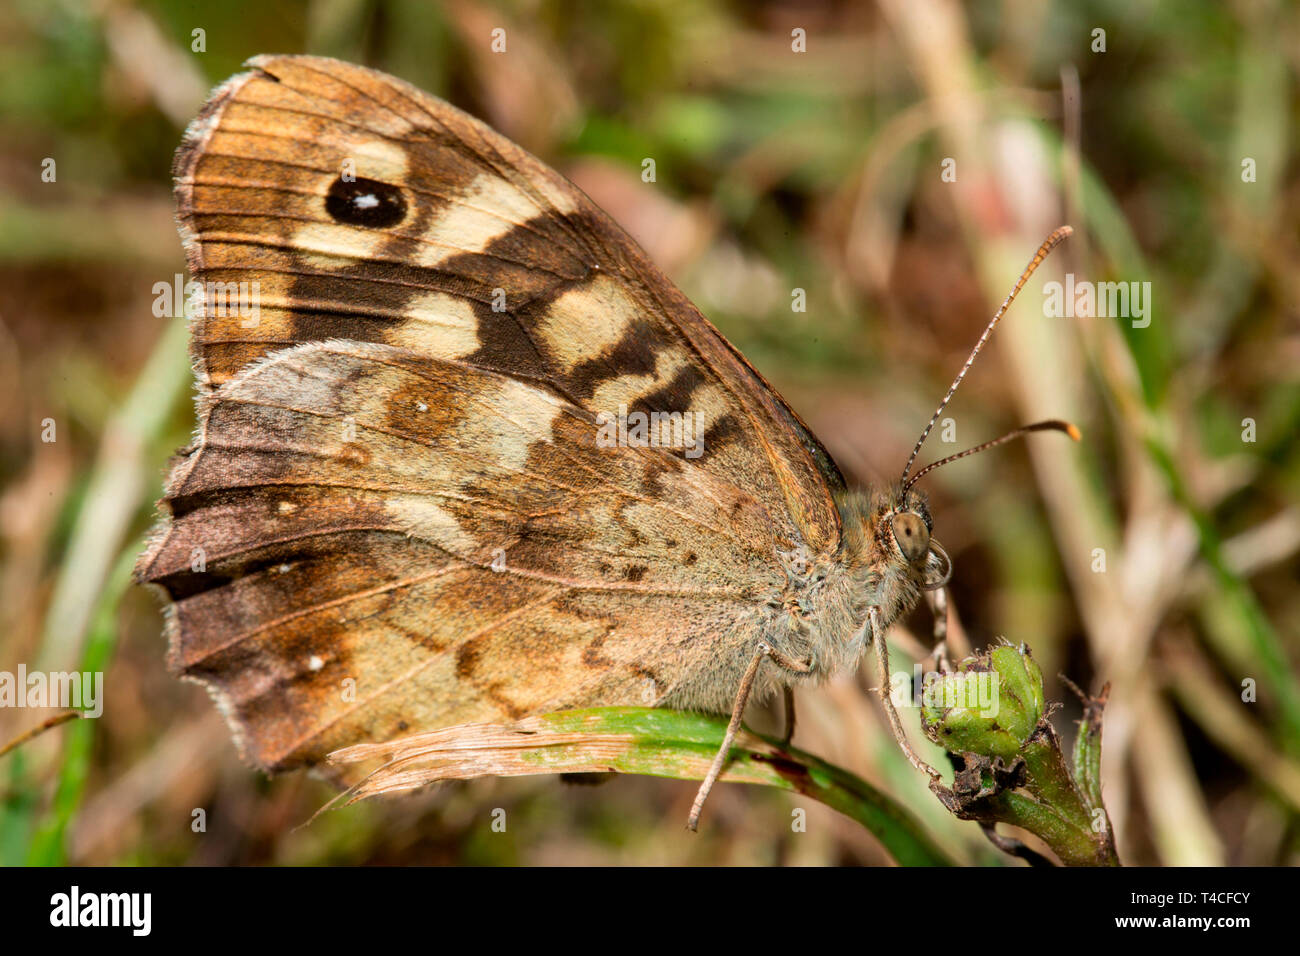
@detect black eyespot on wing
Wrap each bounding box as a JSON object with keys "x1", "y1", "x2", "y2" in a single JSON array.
[{"x1": 325, "y1": 176, "x2": 407, "y2": 228}]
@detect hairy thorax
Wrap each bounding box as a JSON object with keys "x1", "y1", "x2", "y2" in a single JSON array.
[{"x1": 712, "y1": 487, "x2": 933, "y2": 705}]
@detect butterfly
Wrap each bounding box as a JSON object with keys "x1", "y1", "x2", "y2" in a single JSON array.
[{"x1": 136, "y1": 54, "x2": 1075, "y2": 829}]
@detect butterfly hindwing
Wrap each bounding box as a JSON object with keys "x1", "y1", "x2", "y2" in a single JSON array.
[{"x1": 142, "y1": 340, "x2": 790, "y2": 770}]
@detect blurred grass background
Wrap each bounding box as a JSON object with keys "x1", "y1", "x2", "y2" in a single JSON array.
[{"x1": 0, "y1": 0, "x2": 1297, "y2": 865}]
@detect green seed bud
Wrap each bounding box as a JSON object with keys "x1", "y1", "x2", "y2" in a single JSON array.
[{"x1": 921, "y1": 644, "x2": 1045, "y2": 760}]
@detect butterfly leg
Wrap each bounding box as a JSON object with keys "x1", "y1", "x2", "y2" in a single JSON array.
[
  {"x1": 868, "y1": 606, "x2": 941, "y2": 781},
  {"x1": 780, "y1": 686, "x2": 797, "y2": 746},
  {"x1": 926, "y1": 586, "x2": 953, "y2": 672},
  {"x1": 687, "y1": 642, "x2": 811, "y2": 831}
]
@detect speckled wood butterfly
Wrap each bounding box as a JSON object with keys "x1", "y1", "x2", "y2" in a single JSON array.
[{"x1": 136, "y1": 55, "x2": 1075, "y2": 828}]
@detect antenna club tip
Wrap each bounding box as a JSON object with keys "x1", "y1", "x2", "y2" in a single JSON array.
[
  {"x1": 1046, "y1": 225, "x2": 1073, "y2": 246},
  {"x1": 1040, "y1": 419, "x2": 1081, "y2": 441}
]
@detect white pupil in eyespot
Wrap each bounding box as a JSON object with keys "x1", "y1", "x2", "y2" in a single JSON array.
[{"x1": 354, "y1": 193, "x2": 379, "y2": 209}]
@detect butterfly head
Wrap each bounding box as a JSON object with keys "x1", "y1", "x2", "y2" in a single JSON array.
[
  {"x1": 835, "y1": 486, "x2": 949, "y2": 595},
  {"x1": 883, "y1": 487, "x2": 951, "y2": 591}
]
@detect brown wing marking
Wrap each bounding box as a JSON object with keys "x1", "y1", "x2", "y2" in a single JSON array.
[
  {"x1": 173, "y1": 54, "x2": 842, "y2": 555},
  {"x1": 137, "y1": 341, "x2": 779, "y2": 772}
]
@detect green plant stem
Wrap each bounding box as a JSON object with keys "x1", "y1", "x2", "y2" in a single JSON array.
[{"x1": 332, "y1": 706, "x2": 956, "y2": 866}]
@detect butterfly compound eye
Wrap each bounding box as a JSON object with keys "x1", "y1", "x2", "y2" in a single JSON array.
[{"x1": 890, "y1": 512, "x2": 931, "y2": 565}]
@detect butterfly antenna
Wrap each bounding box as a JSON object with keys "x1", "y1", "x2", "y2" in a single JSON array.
[
  {"x1": 899, "y1": 225, "x2": 1073, "y2": 485},
  {"x1": 902, "y1": 419, "x2": 1080, "y2": 495}
]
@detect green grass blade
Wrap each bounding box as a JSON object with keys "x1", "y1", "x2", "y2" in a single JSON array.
[
  {"x1": 24, "y1": 544, "x2": 138, "y2": 865},
  {"x1": 329, "y1": 706, "x2": 955, "y2": 866}
]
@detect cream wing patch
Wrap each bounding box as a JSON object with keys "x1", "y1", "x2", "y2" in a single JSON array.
[
  {"x1": 589, "y1": 351, "x2": 688, "y2": 414},
  {"x1": 291, "y1": 221, "x2": 391, "y2": 270},
  {"x1": 389, "y1": 291, "x2": 482, "y2": 359},
  {"x1": 387, "y1": 494, "x2": 482, "y2": 555},
  {"x1": 414, "y1": 173, "x2": 550, "y2": 268},
  {"x1": 589, "y1": 349, "x2": 727, "y2": 428},
  {"x1": 454, "y1": 376, "x2": 565, "y2": 472},
  {"x1": 538, "y1": 274, "x2": 640, "y2": 374},
  {"x1": 343, "y1": 138, "x2": 410, "y2": 183}
]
